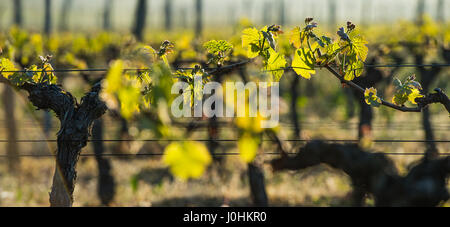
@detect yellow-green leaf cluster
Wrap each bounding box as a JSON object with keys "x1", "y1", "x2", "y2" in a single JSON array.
[
  {"x1": 203, "y1": 40, "x2": 233, "y2": 55},
  {"x1": 391, "y1": 76, "x2": 424, "y2": 106},
  {"x1": 364, "y1": 87, "x2": 382, "y2": 107},
  {"x1": 0, "y1": 58, "x2": 17, "y2": 78},
  {"x1": 163, "y1": 141, "x2": 212, "y2": 180},
  {"x1": 338, "y1": 27, "x2": 368, "y2": 81},
  {"x1": 102, "y1": 60, "x2": 142, "y2": 119}
]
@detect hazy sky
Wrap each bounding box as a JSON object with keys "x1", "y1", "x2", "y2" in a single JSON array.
[{"x1": 0, "y1": 0, "x2": 447, "y2": 32}]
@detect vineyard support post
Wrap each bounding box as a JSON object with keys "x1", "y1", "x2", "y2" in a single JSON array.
[
  {"x1": 248, "y1": 162, "x2": 268, "y2": 207},
  {"x1": 415, "y1": 55, "x2": 441, "y2": 157},
  {"x1": 290, "y1": 74, "x2": 301, "y2": 138},
  {"x1": 133, "y1": 0, "x2": 147, "y2": 41},
  {"x1": 195, "y1": 0, "x2": 203, "y2": 38},
  {"x1": 2, "y1": 85, "x2": 19, "y2": 173},
  {"x1": 58, "y1": 0, "x2": 73, "y2": 32},
  {"x1": 92, "y1": 119, "x2": 115, "y2": 206},
  {"x1": 164, "y1": 0, "x2": 172, "y2": 31},
  {"x1": 13, "y1": 0, "x2": 23, "y2": 26},
  {"x1": 103, "y1": 0, "x2": 114, "y2": 31}
]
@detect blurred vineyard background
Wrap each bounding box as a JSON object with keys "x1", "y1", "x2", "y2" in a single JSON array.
[{"x1": 0, "y1": 0, "x2": 448, "y2": 206}]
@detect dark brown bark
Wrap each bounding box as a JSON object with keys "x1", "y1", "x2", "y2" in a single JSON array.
[
  {"x1": 248, "y1": 162, "x2": 268, "y2": 207},
  {"x1": 325, "y1": 65, "x2": 450, "y2": 113},
  {"x1": 351, "y1": 58, "x2": 383, "y2": 139},
  {"x1": 92, "y1": 119, "x2": 115, "y2": 206},
  {"x1": 271, "y1": 141, "x2": 450, "y2": 206},
  {"x1": 20, "y1": 82, "x2": 107, "y2": 207},
  {"x1": 236, "y1": 66, "x2": 268, "y2": 206},
  {"x1": 415, "y1": 55, "x2": 441, "y2": 157}
]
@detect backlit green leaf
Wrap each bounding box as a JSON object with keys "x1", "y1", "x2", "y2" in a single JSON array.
[
  {"x1": 242, "y1": 27, "x2": 261, "y2": 58},
  {"x1": 163, "y1": 141, "x2": 212, "y2": 180},
  {"x1": 265, "y1": 48, "x2": 286, "y2": 82},
  {"x1": 238, "y1": 133, "x2": 260, "y2": 163},
  {"x1": 364, "y1": 87, "x2": 381, "y2": 107},
  {"x1": 291, "y1": 48, "x2": 315, "y2": 79}
]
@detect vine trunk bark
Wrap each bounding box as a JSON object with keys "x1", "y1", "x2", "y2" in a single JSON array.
[{"x1": 19, "y1": 82, "x2": 106, "y2": 207}]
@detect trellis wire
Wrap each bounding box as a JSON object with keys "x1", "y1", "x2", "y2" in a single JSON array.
[
  {"x1": 0, "y1": 63, "x2": 448, "y2": 158},
  {"x1": 1, "y1": 63, "x2": 450, "y2": 74},
  {"x1": 0, "y1": 152, "x2": 448, "y2": 159},
  {"x1": 0, "y1": 139, "x2": 448, "y2": 143}
]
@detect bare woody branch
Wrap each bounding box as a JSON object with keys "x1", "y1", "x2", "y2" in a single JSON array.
[
  {"x1": 271, "y1": 140, "x2": 450, "y2": 206},
  {"x1": 325, "y1": 65, "x2": 450, "y2": 114}
]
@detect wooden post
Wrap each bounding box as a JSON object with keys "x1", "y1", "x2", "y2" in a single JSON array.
[
  {"x1": 133, "y1": 0, "x2": 147, "y2": 41},
  {"x1": 279, "y1": 0, "x2": 286, "y2": 26},
  {"x1": 416, "y1": 0, "x2": 425, "y2": 25},
  {"x1": 58, "y1": 0, "x2": 72, "y2": 31},
  {"x1": 328, "y1": 0, "x2": 336, "y2": 28},
  {"x1": 290, "y1": 75, "x2": 301, "y2": 138},
  {"x1": 44, "y1": 0, "x2": 52, "y2": 35},
  {"x1": 195, "y1": 0, "x2": 203, "y2": 37},
  {"x1": 4, "y1": 0, "x2": 23, "y2": 174},
  {"x1": 436, "y1": 0, "x2": 444, "y2": 22},
  {"x1": 13, "y1": 0, "x2": 23, "y2": 26},
  {"x1": 164, "y1": 0, "x2": 173, "y2": 31},
  {"x1": 103, "y1": 0, "x2": 114, "y2": 30},
  {"x1": 92, "y1": 119, "x2": 115, "y2": 206}
]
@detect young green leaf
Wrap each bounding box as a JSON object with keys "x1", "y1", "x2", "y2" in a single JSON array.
[
  {"x1": 289, "y1": 26, "x2": 303, "y2": 49},
  {"x1": 265, "y1": 48, "x2": 286, "y2": 82},
  {"x1": 242, "y1": 27, "x2": 261, "y2": 58},
  {"x1": 349, "y1": 32, "x2": 369, "y2": 61},
  {"x1": 364, "y1": 87, "x2": 382, "y2": 107},
  {"x1": 392, "y1": 76, "x2": 424, "y2": 106},
  {"x1": 291, "y1": 48, "x2": 316, "y2": 79},
  {"x1": 203, "y1": 40, "x2": 233, "y2": 55},
  {"x1": 344, "y1": 59, "x2": 364, "y2": 81}
]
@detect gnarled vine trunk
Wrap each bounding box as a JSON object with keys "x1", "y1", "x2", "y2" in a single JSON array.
[{"x1": 20, "y1": 82, "x2": 107, "y2": 207}]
